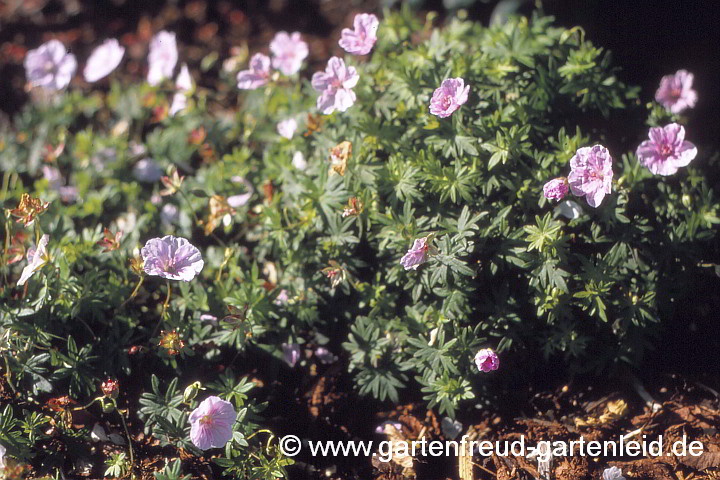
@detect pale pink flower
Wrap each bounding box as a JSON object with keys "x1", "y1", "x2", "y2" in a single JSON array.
[
  {"x1": 24, "y1": 39, "x2": 77, "y2": 90},
  {"x1": 543, "y1": 177, "x2": 569, "y2": 201},
  {"x1": 375, "y1": 421, "x2": 402, "y2": 434},
  {"x1": 474, "y1": 348, "x2": 499, "y2": 373},
  {"x1": 227, "y1": 176, "x2": 254, "y2": 208},
  {"x1": 169, "y1": 63, "x2": 193, "y2": 116},
  {"x1": 18, "y1": 234, "x2": 50, "y2": 286},
  {"x1": 274, "y1": 289, "x2": 289, "y2": 305},
  {"x1": 429, "y1": 78, "x2": 469, "y2": 118},
  {"x1": 277, "y1": 118, "x2": 297, "y2": 139},
  {"x1": 189, "y1": 396, "x2": 236, "y2": 450},
  {"x1": 568, "y1": 145, "x2": 613, "y2": 208},
  {"x1": 602, "y1": 466, "x2": 625, "y2": 480},
  {"x1": 655, "y1": 70, "x2": 697, "y2": 114},
  {"x1": 83, "y1": 38, "x2": 125, "y2": 83},
  {"x1": 42, "y1": 165, "x2": 63, "y2": 188},
  {"x1": 636, "y1": 123, "x2": 697, "y2": 176},
  {"x1": 270, "y1": 31, "x2": 308, "y2": 75},
  {"x1": 147, "y1": 31, "x2": 178, "y2": 86},
  {"x1": 292, "y1": 151, "x2": 307, "y2": 170},
  {"x1": 339, "y1": 13, "x2": 379, "y2": 55},
  {"x1": 237, "y1": 53, "x2": 271, "y2": 90},
  {"x1": 311, "y1": 57, "x2": 359, "y2": 114},
  {"x1": 314, "y1": 347, "x2": 338, "y2": 364},
  {"x1": 141, "y1": 235, "x2": 204, "y2": 282},
  {"x1": 400, "y1": 237, "x2": 432, "y2": 271},
  {"x1": 282, "y1": 343, "x2": 300, "y2": 367}
]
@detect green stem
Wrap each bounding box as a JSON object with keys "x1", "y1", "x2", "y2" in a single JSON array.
[
  {"x1": 151, "y1": 281, "x2": 172, "y2": 339},
  {"x1": 112, "y1": 398, "x2": 134, "y2": 470},
  {"x1": 178, "y1": 188, "x2": 228, "y2": 248},
  {"x1": 120, "y1": 277, "x2": 144, "y2": 307}
]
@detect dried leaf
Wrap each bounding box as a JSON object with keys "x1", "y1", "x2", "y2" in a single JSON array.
[{"x1": 679, "y1": 452, "x2": 720, "y2": 471}]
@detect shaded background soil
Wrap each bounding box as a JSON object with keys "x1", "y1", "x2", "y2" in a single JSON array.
[{"x1": 1, "y1": 1, "x2": 719, "y2": 479}]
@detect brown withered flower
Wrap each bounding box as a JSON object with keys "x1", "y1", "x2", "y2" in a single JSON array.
[
  {"x1": 8, "y1": 193, "x2": 50, "y2": 227},
  {"x1": 97, "y1": 228, "x2": 123, "y2": 253},
  {"x1": 158, "y1": 329, "x2": 185, "y2": 356},
  {"x1": 159, "y1": 166, "x2": 185, "y2": 196},
  {"x1": 342, "y1": 197, "x2": 364, "y2": 218}
]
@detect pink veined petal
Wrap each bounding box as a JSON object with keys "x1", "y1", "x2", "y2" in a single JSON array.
[
  {"x1": 664, "y1": 123, "x2": 683, "y2": 146},
  {"x1": 342, "y1": 67, "x2": 359, "y2": 89},
  {"x1": 672, "y1": 141, "x2": 698, "y2": 168},
  {"x1": 333, "y1": 88, "x2": 356, "y2": 112},
  {"x1": 316, "y1": 90, "x2": 336, "y2": 114},
  {"x1": 311, "y1": 71, "x2": 333, "y2": 92}
]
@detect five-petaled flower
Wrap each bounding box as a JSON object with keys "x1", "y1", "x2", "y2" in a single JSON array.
[
  {"x1": 568, "y1": 145, "x2": 614, "y2": 208},
  {"x1": 339, "y1": 13, "x2": 379, "y2": 55},
  {"x1": 270, "y1": 31, "x2": 308, "y2": 75},
  {"x1": 655, "y1": 70, "x2": 697, "y2": 114},
  {"x1": 429, "y1": 78, "x2": 470, "y2": 118},
  {"x1": 24, "y1": 39, "x2": 77, "y2": 91},
  {"x1": 17, "y1": 234, "x2": 50, "y2": 286},
  {"x1": 189, "y1": 396, "x2": 237, "y2": 450},
  {"x1": 141, "y1": 235, "x2": 204, "y2": 282},
  {"x1": 147, "y1": 31, "x2": 178, "y2": 86},
  {"x1": 474, "y1": 348, "x2": 499, "y2": 373},
  {"x1": 158, "y1": 329, "x2": 185, "y2": 355},
  {"x1": 237, "y1": 53, "x2": 271, "y2": 90},
  {"x1": 311, "y1": 57, "x2": 359, "y2": 115},
  {"x1": 8, "y1": 194, "x2": 50, "y2": 227},
  {"x1": 543, "y1": 177, "x2": 569, "y2": 201},
  {"x1": 400, "y1": 236, "x2": 436, "y2": 271},
  {"x1": 636, "y1": 123, "x2": 697, "y2": 176},
  {"x1": 83, "y1": 38, "x2": 125, "y2": 83}
]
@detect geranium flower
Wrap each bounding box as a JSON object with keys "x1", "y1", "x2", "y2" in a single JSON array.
[
  {"x1": 83, "y1": 38, "x2": 125, "y2": 83},
  {"x1": 314, "y1": 347, "x2": 338, "y2": 364},
  {"x1": 189, "y1": 396, "x2": 237, "y2": 450},
  {"x1": 169, "y1": 63, "x2": 193, "y2": 116},
  {"x1": 24, "y1": 39, "x2": 77, "y2": 90},
  {"x1": 636, "y1": 123, "x2": 697, "y2": 176},
  {"x1": 237, "y1": 53, "x2": 271, "y2": 90},
  {"x1": 274, "y1": 289, "x2": 289, "y2": 305},
  {"x1": 375, "y1": 421, "x2": 403, "y2": 434},
  {"x1": 9, "y1": 193, "x2": 50, "y2": 227},
  {"x1": 282, "y1": 343, "x2": 300, "y2": 367},
  {"x1": 474, "y1": 348, "x2": 499, "y2": 373},
  {"x1": 655, "y1": 70, "x2": 697, "y2": 114},
  {"x1": 17, "y1": 234, "x2": 50, "y2": 286},
  {"x1": 277, "y1": 118, "x2": 297, "y2": 139},
  {"x1": 140, "y1": 235, "x2": 204, "y2": 282},
  {"x1": 429, "y1": 78, "x2": 470, "y2": 118},
  {"x1": 568, "y1": 145, "x2": 613, "y2": 208},
  {"x1": 147, "y1": 31, "x2": 178, "y2": 86},
  {"x1": 400, "y1": 236, "x2": 435, "y2": 271},
  {"x1": 339, "y1": 13, "x2": 379, "y2": 55},
  {"x1": 292, "y1": 151, "x2": 307, "y2": 170},
  {"x1": 227, "y1": 176, "x2": 254, "y2": 208},
  {"x1": 269, "y1": 31, "x2": 308, "y2": 75},
  {"x1": 160, "y1": 204, "x2": 179, "y2": 227},
  {"x1": 311, "y1": 57, "x2": 359, "y2": 115},
  {"x1": 543, "y1": 177, "x2": 569, "y2": 201}
]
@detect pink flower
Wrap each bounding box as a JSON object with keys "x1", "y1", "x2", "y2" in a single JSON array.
[
  {"x1": 169, "y1": 63, "x2": 193, "y2": 116},
  {"x1": 314, "y1": 347, "x2": 338, "y2": 364},
  {"x1": 474, "y1": 348, "x2": 499, "y2": 373},
  {"x1": 141, "y1": 235, "x2": 204, "y2": 282},
  {"x1": 292, "y1": 151, "x2": 307, "y2": 170},
  {"x1": 311, "y1": 57, "x2": 359, "y2": 114},
  {"x1": 270, "y1": 31, "x2": 308, "y2": 75},
  {"x1": 277, "y1": 118, "x2": 297, "y2": 139},
  {"x1": 147, "y1": 31, "x2": 178, "y2": 86},
  {"x1": 655, "y1": 70, "x2": 697, "y2": 114},
  {"x1": 339, "y1": 13, "x2": 379, "y2": 55},
  {"x1": 24, "y1": 39, "x2": 77, "y2": 90},
  {"x1": 83, "y1": 39, "x2": 125, "y2": 83},
  {"x1": 282, "y1": 343, "x2": 300, "y2": 367},
  {"x1": 237, "y1": 53, "x2": 271, "y2": 90},
  {"x1": 189, "y1": 396, "x2": 236, "y2": 450},
  {"x1": 274, "y1": 289, "x2": 289, "y2": 305},
  {"x1": 375, "y1": 421, "x2": 403, "y2": 434},
  {"x1": 429, "y1": 78, "x2": 470, "y2": 118},
  {"x1": 227, "y1": 176, "x2": 254, "y2": 208},
  {"x1": 543, "y1": 177, "x2": 569, "y2": 201},
  {"x1": 636, "y1": 123, "x2": 697, "y2": 176},
  {"x1": 400, "y1": 237, "x2": 431, "y2": 271},
  {"x1": 18, "y1": 234, "x2": 50, "y2": 286},
  {"x1": 568, "y1": 145, "x2": 613, "y2": 208}
]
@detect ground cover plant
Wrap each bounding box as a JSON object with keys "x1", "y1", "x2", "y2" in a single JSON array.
[{"x1": 1, "y1": 2, "x2": 719, "y2": 479}]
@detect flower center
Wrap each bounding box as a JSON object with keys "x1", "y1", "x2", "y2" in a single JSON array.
[
  {"x1": 670, "y1": 88, "x2": 682, "y2": 99},
  {"x1": 45, "y1": 61, "x2": 56, "y2": 73},
  {"x1": 200, "y1": 414, "x2": 213, "y2": 425},
  {"x1": 660, "y1": 144, "x2": 673, "y2": 157}
]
